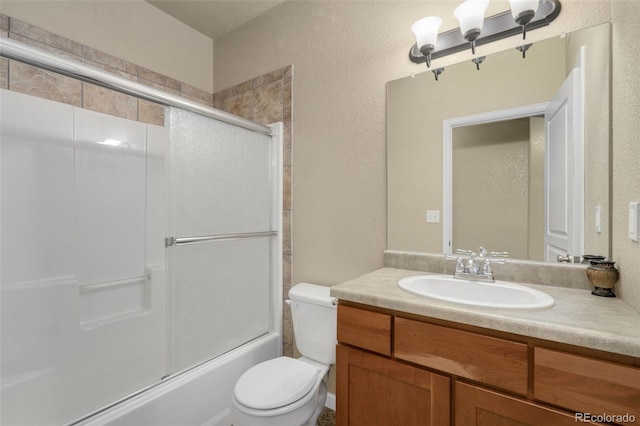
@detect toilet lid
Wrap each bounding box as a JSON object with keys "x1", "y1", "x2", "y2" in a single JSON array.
[{"x1": 234, "y1": 357, "x2": 321, "y2": 410}]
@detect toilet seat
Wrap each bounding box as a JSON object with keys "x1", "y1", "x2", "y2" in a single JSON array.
[{"x1": 234, "y1": 357, "x2": 321, "y2": 410}]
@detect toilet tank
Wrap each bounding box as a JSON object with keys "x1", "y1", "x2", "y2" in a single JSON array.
[{"x1": 288, "y1": 283, "x2": 337, "y2": 365}]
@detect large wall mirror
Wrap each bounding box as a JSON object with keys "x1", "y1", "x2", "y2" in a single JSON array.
[{"x1": 387, "y1": 23, "x2": 611, "y2": 263}]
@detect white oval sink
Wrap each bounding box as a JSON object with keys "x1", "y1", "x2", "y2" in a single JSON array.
[{"x1": 398, "y1": 275, "x2": 554, "y2": 310}]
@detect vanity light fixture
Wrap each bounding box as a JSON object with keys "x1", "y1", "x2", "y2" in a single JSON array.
[
  {"x1": 454, "y1": 0, "x2": 490, "y2": 55},
  {"x1": 409, "y1": 0, "x2": 561, "y2": 67}
]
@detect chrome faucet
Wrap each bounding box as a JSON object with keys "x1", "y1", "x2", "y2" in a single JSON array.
[{"x1": 445, "y1": 247, "x2": 508, "y2": 282}]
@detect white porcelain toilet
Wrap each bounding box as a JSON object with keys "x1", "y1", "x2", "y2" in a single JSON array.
[{"x1": 230, "y1": 283, "x2": 337, "y2": 426}]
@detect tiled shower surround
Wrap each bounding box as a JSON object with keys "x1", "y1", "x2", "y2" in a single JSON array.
[{"x1": 0, "y1": 14, "x2": 294, "y2": 357}]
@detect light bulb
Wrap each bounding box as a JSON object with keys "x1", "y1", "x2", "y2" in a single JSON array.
[{"x1": 411, "y1": 16, "x2": 443, "y2": 67}]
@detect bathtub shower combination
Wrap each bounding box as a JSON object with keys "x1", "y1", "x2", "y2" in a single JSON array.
[{"x1": 0, "y1": 38, "x2": 283, "y2": 426}]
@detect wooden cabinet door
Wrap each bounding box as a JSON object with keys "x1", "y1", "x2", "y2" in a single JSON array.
[
  {"x1": 337, "y1": 344, "x2": 450, "y2": 426},
  {"x1": 455, "y1": 382, "x2": 607, "y2": 426}
]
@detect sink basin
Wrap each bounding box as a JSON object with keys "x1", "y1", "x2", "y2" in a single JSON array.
[{"x1": 398, "y1": 275, "x2": 554, "y2": 310}]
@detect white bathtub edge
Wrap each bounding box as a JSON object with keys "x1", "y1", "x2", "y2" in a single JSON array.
[{"x1": 76, "y1": 333, "x2": 280, "y2": 426}]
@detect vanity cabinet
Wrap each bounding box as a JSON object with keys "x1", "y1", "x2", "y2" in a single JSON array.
[{"x1": 336, "y1": 303, "x2": 639, "y2": 426}]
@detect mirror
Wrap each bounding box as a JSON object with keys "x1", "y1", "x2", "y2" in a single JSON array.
[{"x1": 387, "y1": 23, "x2": 611, "y2": 262}]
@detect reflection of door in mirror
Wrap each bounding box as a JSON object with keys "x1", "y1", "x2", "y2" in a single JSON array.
[
  {"x1": 449, "y1": 53, "x2": 585, "y2": 263},
  {"x1": 544, "y1": 54, "x2": 584, "y2": 263}
]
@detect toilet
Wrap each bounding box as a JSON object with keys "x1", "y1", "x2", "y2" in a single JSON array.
[{"x1": 230, "y1": 283, "x2": 337, "y2": 426}]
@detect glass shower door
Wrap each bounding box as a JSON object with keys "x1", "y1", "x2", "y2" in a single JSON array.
[{"x1": 166, "y1": 107, "x2": 278, "y2": 373}]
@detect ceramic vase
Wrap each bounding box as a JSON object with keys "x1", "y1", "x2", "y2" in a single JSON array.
[
  {"x1": 581, "y1": 254, "x2": 606, "y2": 264},
  {"x1": 587, "y1": 260, "x2": 619, "y2": 297}
]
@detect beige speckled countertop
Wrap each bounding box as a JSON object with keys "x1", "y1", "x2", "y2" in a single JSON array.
[{"x1": 330, "y1": 268, "x2": 640, "y2": 358}]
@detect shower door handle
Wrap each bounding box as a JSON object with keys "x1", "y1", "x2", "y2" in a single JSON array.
[{"x1": 165, "y1": 231, "x2": 277, "y2": 247}]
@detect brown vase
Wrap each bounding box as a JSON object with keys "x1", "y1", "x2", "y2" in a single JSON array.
[
  {"x1": 587, "y1": 260, "x2": 619, "y2": 297},
  {"x1": 581, "y1": 254, "x2": 606, "y2": 264}
]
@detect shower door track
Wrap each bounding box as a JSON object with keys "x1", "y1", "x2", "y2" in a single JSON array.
[
  {"x1": 165, "y1": 231, "x2": 277, "y2": 247},
  {"x1": 0, "y1": 37, "x2": 272, "y2": 136}
]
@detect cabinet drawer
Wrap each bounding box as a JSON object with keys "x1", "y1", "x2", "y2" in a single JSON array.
[
  {"x1": 337, "y1": 305, "x2": 391, "y2": 356},
  {"x1": 395, "y1": 317, "x2": 528, "y2": 395},
  {"x1": 535, "y1": 347, "x2": 640, "y2": 425}
]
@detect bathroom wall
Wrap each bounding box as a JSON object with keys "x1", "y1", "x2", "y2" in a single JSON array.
[
  {"x1": 213, "y1": 0, "x2": 640, "y2": 313},
  {"x1": 0, "y1": 0, "x2": 213, "y2": 92},
  {"x1": 213, "y1": 0, "x2": 614, "y2": 292}
]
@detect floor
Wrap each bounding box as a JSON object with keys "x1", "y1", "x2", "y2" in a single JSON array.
[{"x1": 317, "y1": 407, "x2": 336, "y2": 426}]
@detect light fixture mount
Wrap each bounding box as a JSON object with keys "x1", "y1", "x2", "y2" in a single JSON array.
[
  {"x1": 513, "y1": 9, "x2": 536, "y2": 26},
  {"x1": 409, "y1": 0, "x2": 561, "y2": 65}
]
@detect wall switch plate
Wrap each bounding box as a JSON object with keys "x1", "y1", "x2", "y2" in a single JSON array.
[
  {"x1": 595, "y1": 205, "x2": 601, "y2": 233},
  {"x1": 630, "y1": 202, "x2": 639, "y2": 242},
  {"x1": 426, "y1": 210, "x2": 440, "y2": 223}
]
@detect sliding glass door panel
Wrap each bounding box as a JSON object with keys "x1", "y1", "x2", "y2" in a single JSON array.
[
  {"x1": 168, "y1": 108, "x2": 273, "y2": 238},
  {"x1": 169, "y1": 238, "x2": 272, "y2": 373},
  {"x1": 166, "y1": 107, "x2": 277, "y2": 374}
]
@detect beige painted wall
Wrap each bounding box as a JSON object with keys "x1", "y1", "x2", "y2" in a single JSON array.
[{"x1": 0, "y1": 0, "x2": 214, "y2": 92}]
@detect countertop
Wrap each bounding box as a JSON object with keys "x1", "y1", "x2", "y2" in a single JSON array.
[{"x1": 330, "y1": 268, "x2": 640, "y2": 358}]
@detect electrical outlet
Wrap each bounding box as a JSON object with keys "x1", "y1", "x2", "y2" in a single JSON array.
[
  {"x1": 426, "y1": 210, "x2": 440, "y2": 223},
  {"x1": 630, "y1": 202, "x2": 639, "y2": 242}
]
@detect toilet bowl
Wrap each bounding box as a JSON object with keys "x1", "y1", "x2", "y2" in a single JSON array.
[
  {"x1": 230, "y1": 283, "x2": 337, "y2": 426},
  {"x1": 230, "y1": 357, "x2": 329, "y2": 426}
]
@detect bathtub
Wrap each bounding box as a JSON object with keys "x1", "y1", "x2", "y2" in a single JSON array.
[{"x1": 78, "y1": 333, "x2": 280, "y2": 426}]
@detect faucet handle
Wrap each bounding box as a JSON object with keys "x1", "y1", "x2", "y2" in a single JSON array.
[
  {"x1": 456, "y1": 249, "x2": 473, "y2": 255},
  {"x1": 482, "y1": 259, "x2": 493, "y2": 275},
  {"x1": 445, "y1": 254, "x2": 466, "y2": 273}
]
